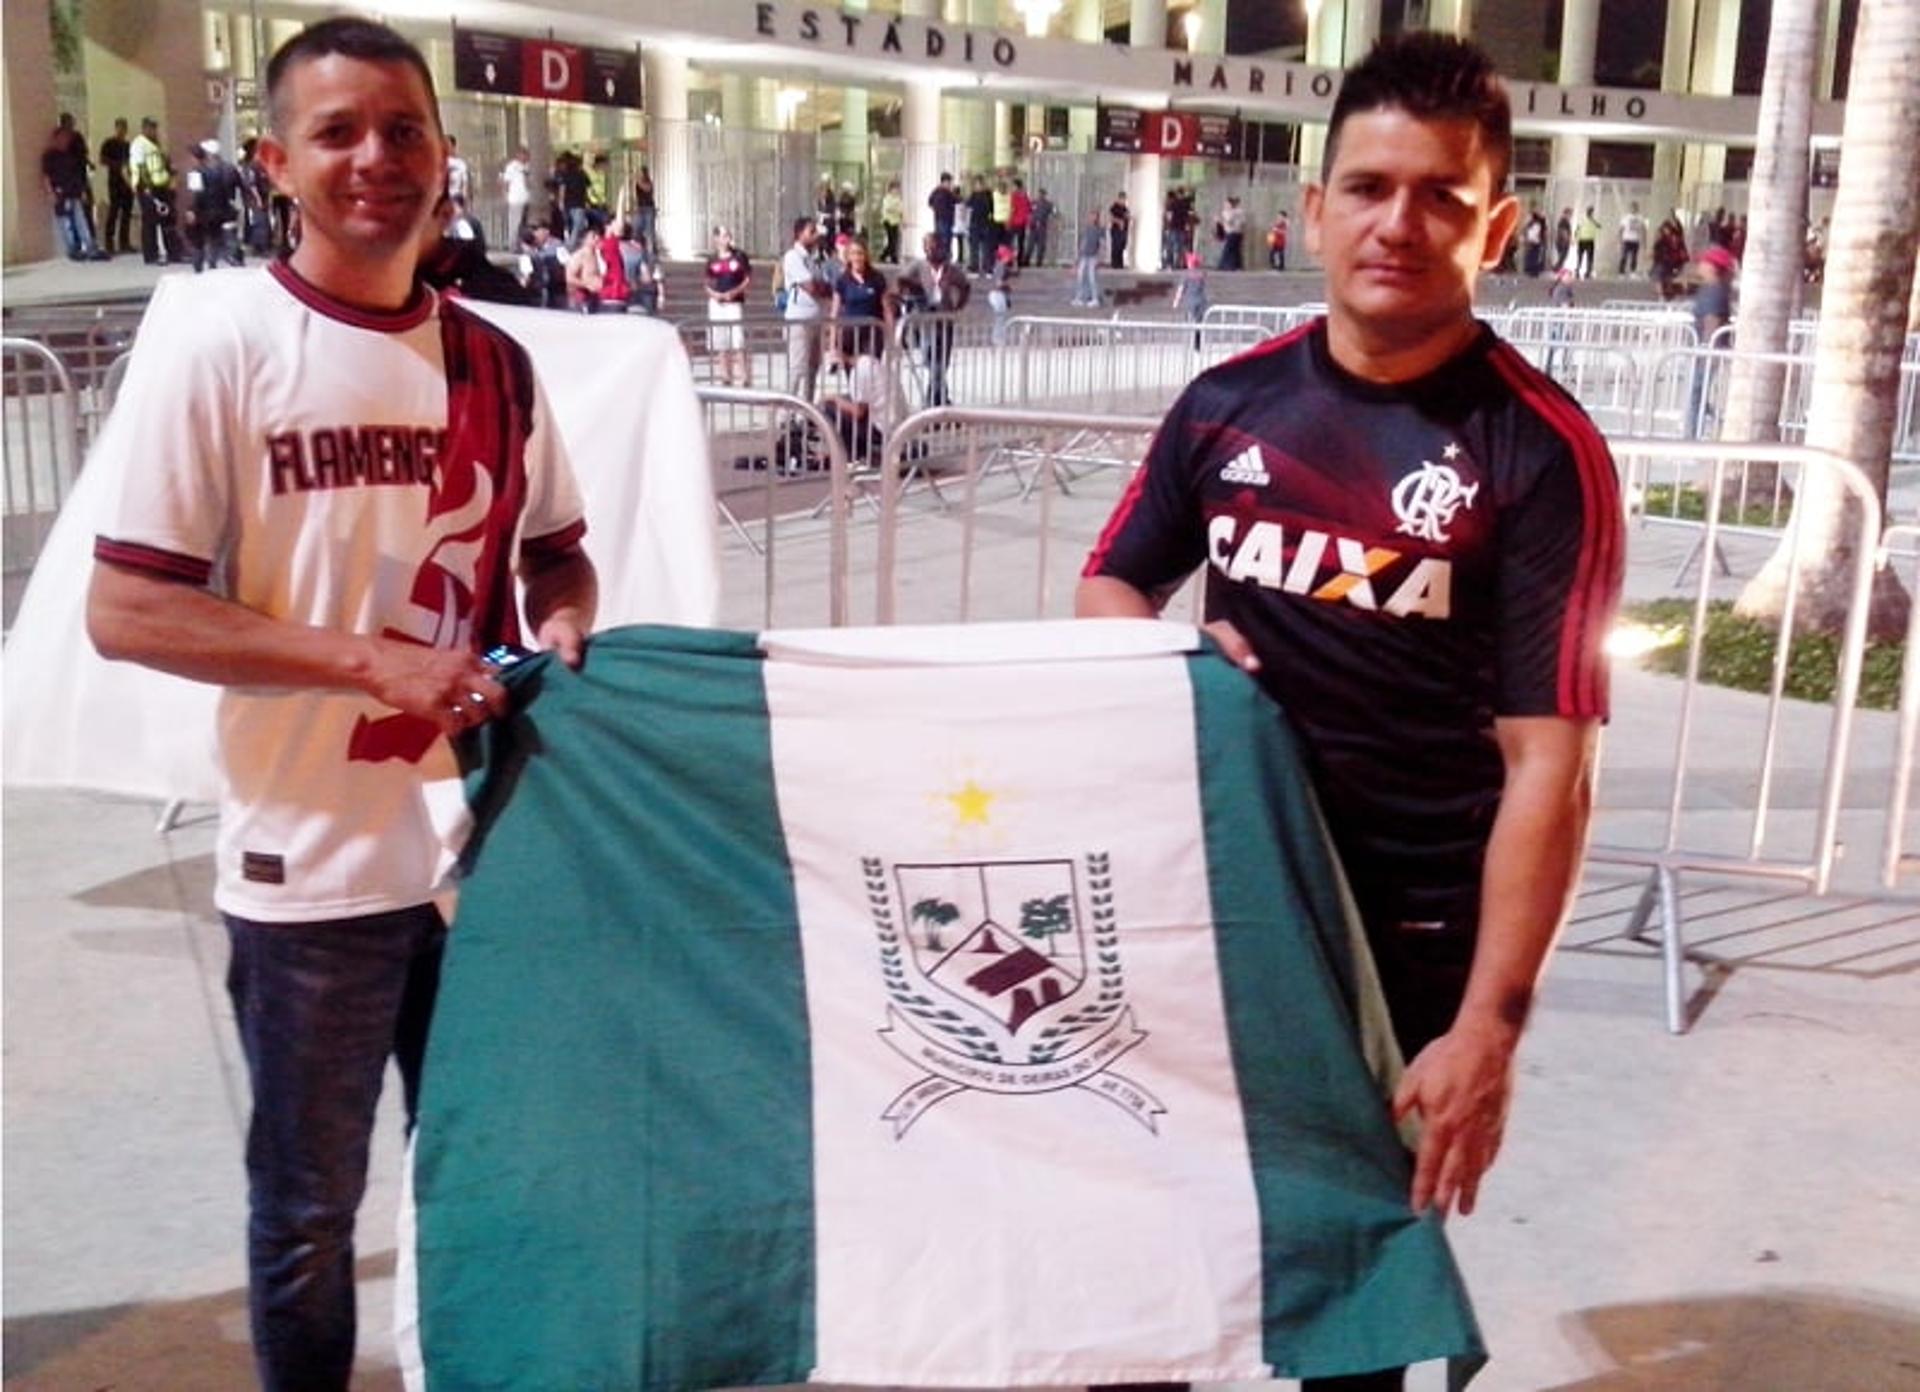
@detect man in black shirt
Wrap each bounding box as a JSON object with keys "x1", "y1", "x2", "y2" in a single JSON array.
[
  {"x1": 927, "y1": 172, "x2": 957, "y2": 260},
  {"x1": 965, "y1": 174, "x2": 994, "y2": 273},
  {"x1": 187, "y1": 139, "x2": 242, "y2": 271},
  {"x1": 1080, "y1": 34, "x2": 1622, "y2": 1388},
  {"x1": 1108, "y1": 191, "x2": 1131, "y2": 269},
  {"x1": 99, "y1": 117, "x2": 134, "y2": 255},
  {"x1": 41, "y1": 113, "x2": 101, "y2": 261}
]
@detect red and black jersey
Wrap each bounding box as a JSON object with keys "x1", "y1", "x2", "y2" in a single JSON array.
[
  {"x1": 1085, "y1": 319, "x2": 1623, "y2": 929},
  {"x1": 705, "y1": 251, "x2": 750, "y2": 294}
]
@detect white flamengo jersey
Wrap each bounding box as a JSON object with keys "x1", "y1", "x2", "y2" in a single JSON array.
[{"x1": 94, "y1": 263, "x2": 586, "y2": 922}]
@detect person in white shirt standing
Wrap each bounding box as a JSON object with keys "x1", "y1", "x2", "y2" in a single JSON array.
[
  {"x1": 445, "y1": 133, "x2": 470, "y2": 205},
  {"x1": 499, "y1": 143, "x2": 531, "y2": 244},
  {"x1": 781, "y1": 215, "x2": 834, "y2": 402},
  {"x1": 1617, "y1": 201, "x2": 1646, "y2": 276},
  {"x1": 85, "y1": 19, "x2": 597, "y2": 1389}
]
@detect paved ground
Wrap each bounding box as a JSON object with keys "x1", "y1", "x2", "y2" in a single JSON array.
[{"x1": 4, "y1": 262, "x2": 1915, "y2": 1390}]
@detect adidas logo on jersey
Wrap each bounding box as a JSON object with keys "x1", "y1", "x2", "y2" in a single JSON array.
[{"x1": 1217, "y1": 446, "x2": 1271, "y2": 488}]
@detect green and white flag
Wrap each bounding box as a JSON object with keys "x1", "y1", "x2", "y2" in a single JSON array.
[{"x1": 397, "y1": 620, "x2": 1481, "y2": 1389}]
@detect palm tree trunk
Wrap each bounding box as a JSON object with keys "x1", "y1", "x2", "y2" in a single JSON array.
[
  {"x1": 1721, "y1": 0, "x2": 1819, "y2": 448},
  {"x1": 1735, "y1": 0, "x2": 1920, "y2": 641}
]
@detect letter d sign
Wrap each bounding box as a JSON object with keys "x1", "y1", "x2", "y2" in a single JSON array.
[
  {"x1": 1157, "y1": 114, "x2": 1183, "y2": 151},
  {"x1": 524, "y1": 40, "x2": 583, "y2": 101}
]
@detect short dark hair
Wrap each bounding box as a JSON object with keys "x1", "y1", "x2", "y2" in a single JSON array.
[
  {"x1": 792, "y1": 215, "x2": 815, "y2": 239},
  {"x1": 1325, "y1": 31, "x2": 1512, "y2": 193},
  {"x1": 265, "y1": 17, "x2": 439, "y2": 135}
]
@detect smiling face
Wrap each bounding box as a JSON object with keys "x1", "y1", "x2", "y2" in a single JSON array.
[
  {"x1": 1305, "y1": 106, "x2": 1517, "y2": 358},
  {"x1": 259, "y1": 53, "x2": 445, "y2": 275}
]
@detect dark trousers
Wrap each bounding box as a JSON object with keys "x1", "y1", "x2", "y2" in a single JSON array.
[
  {"x1": 1110, "y1": 228, "x2": 1128, "y2": 269},
  {"x1": 882, "y1": 221, "x2": 900, "y2": 264},
  {"x1": 138, "y1": 191, "x2": 179, "y2": 263},
  {"x1": 105, "y1": 181, "x2": 134, "y2": 252},
  {"x1": 225, "y1": 905, "x2": 447, "y2": 1392},
  {"x1": 194, "y1": 217, "x2": 240, "y2": 272}
]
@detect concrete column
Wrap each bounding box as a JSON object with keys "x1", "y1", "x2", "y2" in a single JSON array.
[
  {"x1": 992, "y1": 99, "x2": 1012, "y2": 170},
  {"x1": 643, "y1": 47, "x2": 693, "y2": 258},
  {"x1": 1193, "y1": 0, "x2": 1227, "y2": 54},
  {"x1": 903, "y1": 77, "x2": 943, "y2": 252},
  {"x1": 1683, "y1": 0, "x2": 1741, "y2": 189},
  {"x1": 838, "y1": 0, "x2": 869, "y2": 167},
  {"x1": 1552, "y1": 0, "x2": 1599, "y2": 182},
  {"x1": 1068, "y1": 0, "x2": 1102, "y2": 150},
  {"x1": 1344, "y1": 0, "x2": 1383, "y2": 60},
  {"x1": 1651, "y1": 0, "x2": 1698, "y2": 193},
  {"x1": 1817, "y1": 0, "x2": 1843, "y2": 100},
  {"x1": 1126, "y1": 157, "x2": 1161, "y2": 274},
  {"x1": 1130, "y1": 0, "x2": 1162, "y2": 49},
  {"x1": 1127, "y1": 0, "x2": 1163, "y2": 268},
  {"x1": 1426, "y1": 0, "x2": 1469, "y2": 36},
  {"x1": 4, "y1": 0, "x2": 58, "y2": 263}
]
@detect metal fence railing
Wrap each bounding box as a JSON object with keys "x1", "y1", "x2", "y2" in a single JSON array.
[
  {"x1": 696, "y1": 385, "x2": 854, "y2": 630},
  {"x1": 1595, "y1": 439, "x2": 1886, "y2": 1032},
  {"x1": 3, "y1": 339, "x2": 81, "y2": 577},
  {"x1": 871, "y1": 407, "x2": 1160, "y2": 628}
]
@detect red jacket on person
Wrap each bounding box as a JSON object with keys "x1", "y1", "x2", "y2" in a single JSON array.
[{"x1": 598, "y1": 235, "x2": 630, "y2": 305}]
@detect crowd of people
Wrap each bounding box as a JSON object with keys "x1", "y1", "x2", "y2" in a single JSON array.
[{"x1": 39, "y1": 111, "x2": 292, "y2": 270}]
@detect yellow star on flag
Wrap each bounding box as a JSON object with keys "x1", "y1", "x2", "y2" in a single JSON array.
[{"x1": 945, "y1": 779, "x2": 996, "y2": 826}]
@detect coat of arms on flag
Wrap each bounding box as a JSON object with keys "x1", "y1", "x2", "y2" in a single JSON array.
[{"x1": 869, "y1": 853, "x2": 1163, "y2": 1136}]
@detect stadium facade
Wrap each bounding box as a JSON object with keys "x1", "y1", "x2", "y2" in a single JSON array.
[{"x1": 3, "y1": 0, "x2": 1855, "y2": 266}]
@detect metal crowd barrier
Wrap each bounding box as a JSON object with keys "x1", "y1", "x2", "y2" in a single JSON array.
[
  {"x1": 871, "y1": 406, "x2": 1160, "y2": 626},
  {"x1": 1637, "y1": 346, "x2": 1920, "y2": 466},
  {"x1": 1200, "y1": 304, "x2": 1324, "y2": 335},
  {"x1": 2, "y1": 338, "x2": 81, "y2": 577},
  {"x1": 1593, "y1": 439, "x2": 1885, "y2": 1033},
  {"x1": 694, "y1": 384, "x2": 853, "y2": 629}
]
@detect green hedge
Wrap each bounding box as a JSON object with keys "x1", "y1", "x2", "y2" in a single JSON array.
[{"x1": 1621, "y1": 598, "x2": 1905, "y2": 711}]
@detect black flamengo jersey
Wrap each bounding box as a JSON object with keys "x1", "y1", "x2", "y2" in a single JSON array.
[{"x1": 1085, "y1": 321, "x2": 1623, "y2": 929}]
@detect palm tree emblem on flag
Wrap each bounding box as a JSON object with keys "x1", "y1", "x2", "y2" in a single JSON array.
[{"x1": 868, "y1": 855, "x2": 1164, "y2": 1136}]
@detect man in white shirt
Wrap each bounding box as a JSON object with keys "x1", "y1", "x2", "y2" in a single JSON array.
[
  {"x1": 781, "y1": 215, "x2": 833, "y2": 401},
  {"x1": 1617, "y1": 201, "x2": 1646, "y2": 276},
  {"x1": 86, "y1": 20, "x2": 597, "y2": 1389},
  {"x1": 1218, "y1": 194, "x2": 1247, "y2": 270},
  {"x1": 499, "y1": 144, "x2": 531, "y2": 243},
  {"x1": 445, "y1": 133, "x2": 470, "y2": 203}
]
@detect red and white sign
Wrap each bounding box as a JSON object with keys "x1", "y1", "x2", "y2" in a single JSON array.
[{"x1": 522, "y1": 40, "x2": 585, "y2": 102}]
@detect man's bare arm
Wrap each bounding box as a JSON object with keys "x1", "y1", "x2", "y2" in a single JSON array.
[
  {"x1": 521, "y1": 542, "x2": 597, "y2": 669},
  {"x1": 1393, "y1": 714, "x2": 1599, "y2": 1216},
  {"x1": 90, "y1": 561, "x2": 507, "y2": 733},
  {"x1": 1076, "y1": 574, "x2": 1260, "y2": 672}
]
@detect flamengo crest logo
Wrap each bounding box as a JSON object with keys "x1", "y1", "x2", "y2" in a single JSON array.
[
  {"x1": 867, "y1": 855, "x2": 1165, "y2": 1138},
  {"x1": 1391, "y1": 446, "x2": 1479, "y2": 544}
]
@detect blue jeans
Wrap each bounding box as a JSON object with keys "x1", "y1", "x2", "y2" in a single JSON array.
[
  {"x1": 52, "y1": 195, "x2": 97, "y2": 258},
  {"x1": 225, "y1": 905, "x2": 446, "y2": 1391},
  {"x1": 1073, "y1": 256, "x2": 1100, "y2": 305}
]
